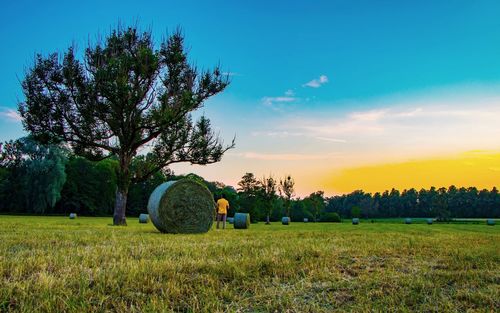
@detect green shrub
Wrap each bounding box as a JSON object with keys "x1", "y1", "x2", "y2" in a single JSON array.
[{"x1": 321, "y1": 212, "x2": 341, "y2": 222}]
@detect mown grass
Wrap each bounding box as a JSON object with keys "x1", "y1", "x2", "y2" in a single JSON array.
[{"x1": 0, "y1": 216, "x2": 498, "y2": 312}]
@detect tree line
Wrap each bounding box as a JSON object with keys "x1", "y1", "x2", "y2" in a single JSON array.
[{"x1": 1, "y1": 138, "x2": 498, "y2": 220}]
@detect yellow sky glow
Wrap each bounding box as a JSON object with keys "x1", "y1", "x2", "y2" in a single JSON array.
[{"x1": 325, "y1": 150, "x2": 500, "y2": 194}]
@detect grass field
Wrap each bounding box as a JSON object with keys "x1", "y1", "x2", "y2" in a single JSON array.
[{"x1": 0, "y1": 216, "x2": 498, "y2": 312}]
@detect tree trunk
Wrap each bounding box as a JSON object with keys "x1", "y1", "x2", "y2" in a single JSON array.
[
  {"x1": 113, "y1": 153, "x2": 132, "y2": 226},
  {"x1": 113, "y1": 188, "x2": 128, "y2": 225}
]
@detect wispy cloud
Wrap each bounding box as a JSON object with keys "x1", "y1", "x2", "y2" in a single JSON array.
[
  {"x1": 232, "y1": 151, "x2": 340, "y2": 161},
  {"x1": 349, "y1": 109, "x2": 388, "y2": 121},
  {"x1": 261, "y1": 96, "x2": 295, "y2": 106},
  {"x1": 251, "y1": 130, "x2": 304, "y2": 138},
  {"x1": 222, "y1": 72, "x2": 240, "y2": 77},
  {"x1": 314, "y1": 137, "x2": 347, "y2": 143},
  {"x1": 285, "y1": 89, "x2": 295, "y2": 96},
  {"x1": 251, "y1": 129, "x2": 347, "y2": 143},
  {"x1": 0, "y1": 108, "x2": 22, "y2": 122},
  {"x1": 303, "y1": 75, "x2": 329, "y2": 88}
]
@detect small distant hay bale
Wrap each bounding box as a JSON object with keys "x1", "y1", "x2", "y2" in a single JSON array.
[
  {"x1": 147, "y1": 179, "x2": 214, "y2": 234},
  {"x1": 234, "y1": 213, "x2": 250, "y2": 229},
  {"x1": 405, "y1": 218, "x2": 412, "y2": 224},
  {"x1": 352, "y1": 218, "x2": 360, "y2": 225},
  {"x1": 227, "y1": 217, "x2": 234, "y2": 224},
  {"x1": 486, "y1": 219, "x2": 495, "y2": 226},
  {"x1": 303, "y1": 218, "x2": 309, "y2": 223},
  {"x1": 139, "y1": 214, "x2": 149, "y2": 224},
  {"x1": 282, "y1": 217, "x2": 290, "y2": 225},
  {"x1": 69, "y1": 213, "x2": 77, "y2": 219},
  {"x1": 427, "y1": 218, "x2": 433, "y2": 225}
]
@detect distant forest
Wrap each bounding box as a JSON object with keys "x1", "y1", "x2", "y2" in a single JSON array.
[{"x1": 1, "y1": 137, "x2": 499, "y2": 220}]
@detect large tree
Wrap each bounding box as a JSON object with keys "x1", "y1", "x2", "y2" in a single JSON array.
[{"x1": 19, "y1": 26, "x2": 234, "y2": 225}]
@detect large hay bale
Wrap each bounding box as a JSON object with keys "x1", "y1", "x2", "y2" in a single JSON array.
[
  {"x1": 147, "y1": 179, "x2": 214, "y2": 233},
  {"x1": 352, "y1": 218, "x2": 359, "y2": 225},
  {"x1": 282, "y1": 217, "x2": 290, "y2": 225},
  {"x1": 69, "y1": 213, "x2": 77, "y2": 219},
  {"x1": 486, "y1": 219, "x2": 495, "y2": 226},
  {"x1": 139, "y1": 214, "x2": 149, "y2": 224},
  {"x1": 427, "y1": 218, "x2": 433, "y2": 225},
  {"x1": 405, "y1": 218, "x2": 412, "y2": 224},
  {"x1": 303, "y1": 218, "x2": 309, "y2": 223},
  {"x1": 227, "y1": 217, "x2": 234, "y2": 224},
  {"x1": 234, "y1": 213, "x2": 250, "y2": 229}
]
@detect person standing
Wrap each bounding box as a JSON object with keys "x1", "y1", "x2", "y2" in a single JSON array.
[{"x1": 216, "y1": 194, "x2": 229, "y2": 229}]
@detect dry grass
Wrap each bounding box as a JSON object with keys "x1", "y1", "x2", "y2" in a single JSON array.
[{"x1": 0, "y1": 216, "x2": 498, "y2": 312}]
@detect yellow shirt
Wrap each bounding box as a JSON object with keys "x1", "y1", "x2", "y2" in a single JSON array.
[{"x1": 217, "y1": 198, "x2": 229, "y2": 214}]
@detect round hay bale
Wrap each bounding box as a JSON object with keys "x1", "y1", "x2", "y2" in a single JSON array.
[
  {"x1": 405, "y1": 218, "x2": 412, "y2": 224},
  {"x1": 352, "y1": 218, "x2": 359, "y2": 225},
  {"x1": 486, "y1": 219, "x2": 495, "y2": 226},
  {"x1": 227, "y1": 217, "x2": 234, "y2": 224},
  {"x1": 234, "y1": 213, "x2": 250, "y2": 229},
  {"x1": 427, "y1": 218, "x2": 433, "y2": 225},
  {"x1": 147, "y1": 179, "x2": 214, "y2": 233},
  {"x1": 69, "y1": 213, "x2": 77, "y2": 219},
  {"x1": 282, "y1": 217, "x2": 290, "y2": 225},
  {"x1": 139, "y1": 213, "x2": 149, "y2": 224},
  {"x1": 303, "y1": 218, "x2": 309, "y2": 223}
]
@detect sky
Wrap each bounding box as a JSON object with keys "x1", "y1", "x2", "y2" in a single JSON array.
[{"x1": 1, "y1": 0, "x2": 500, "y2": 197}]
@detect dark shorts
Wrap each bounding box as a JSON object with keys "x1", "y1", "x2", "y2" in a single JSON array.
[{"x1": 217, "y1": 213, "x2": 227, "y2": 222}]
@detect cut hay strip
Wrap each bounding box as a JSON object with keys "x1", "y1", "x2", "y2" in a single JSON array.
[
  {"x1": 352, "y1": 218, "x2": 359, "y2": 225},
  {"x1": 147, "y1": 179, "x2": 215, "y2": 233},
  {"x1": 139, "y1": 214, "x2": 149, "y2": 224},
  {"x1": 69, "y1": 213, "x2": 77, "y2": 219},
  {"x1": 281, "y1": 217, "x2": 290, "y2": 225},
  {"x1": 234, "y1": 213, "x2": 250, "y2": 229}
]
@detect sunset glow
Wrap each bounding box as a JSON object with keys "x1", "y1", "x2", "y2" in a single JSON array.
[{"x1": 325, "y1": 151, "x2": 500, "y2": 194}]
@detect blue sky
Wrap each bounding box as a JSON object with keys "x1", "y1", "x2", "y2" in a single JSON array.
[{"x1": 1, "y1": 1, "x2": 500, "y2": 195}]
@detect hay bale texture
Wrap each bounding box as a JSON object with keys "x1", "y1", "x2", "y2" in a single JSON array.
[
  {"x1": 69, "y1": 213, "x2": 77, "y2": 219},
  {"x1": 282, "y1": 217, "x2": 290, "y2": 225},
  {"x1": 234, "y1": 213, "x2": 250, "y2": 229},
  {"x1": 486, "y1": 219, "x2": 495, "y2": 226},
  {"x1": 139, "y1": 214, "x2": 149, "y2": 223},
  {"x1": 227, "y1": 217, "x2": 234, "y2": 224},
  {"x1": 147, "y1": 179, "x2": 215, "y2": 233},
  {"x1": 427, "y1": 218, "x2": 433, "y2": 225},
  {"x1": 352, "y1": 218, "x2": 359, "y2": 225}
]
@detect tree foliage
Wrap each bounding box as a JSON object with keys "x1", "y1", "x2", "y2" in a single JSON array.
[
  {"x1": 0, "y1": 137, "x2": 67, "y2": 213},
  {"x1": 279, "y1": 175, "x2": 295, "y2": 217},
  {"x1": 260, "y1": 175, "x2": 277, "y2": 224},
  {"x1": 56, "y1": 157, "x2": 118, "y2": 215}
]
